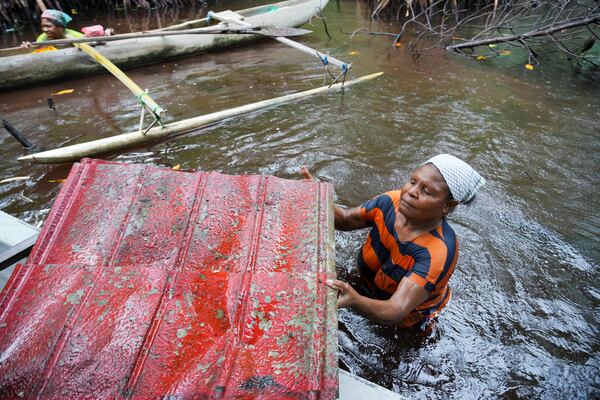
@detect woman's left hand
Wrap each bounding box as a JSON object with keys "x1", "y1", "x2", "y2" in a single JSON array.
[
  {"x1": 326, "y1": 278, "x2": 358, "y2": 308},
  {"x1": 300, "y1": 165, "x2": 314, "y2": 181}
]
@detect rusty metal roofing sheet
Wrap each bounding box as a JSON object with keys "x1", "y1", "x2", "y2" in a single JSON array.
[{"x1": 0, "y1": 158, "x2": 337, "y2": 399}]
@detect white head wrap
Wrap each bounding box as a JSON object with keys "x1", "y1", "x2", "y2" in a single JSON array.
[{"x1": 424, "y1": 154, "x2": 485, "y2": 203}]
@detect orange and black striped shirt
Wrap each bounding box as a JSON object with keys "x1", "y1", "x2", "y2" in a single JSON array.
[{"x1": 358, "y1": 190, "x2": 458, "y2": 322}]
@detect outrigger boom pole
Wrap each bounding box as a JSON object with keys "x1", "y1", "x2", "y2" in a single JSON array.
[{"x1": 207, "y1": 11, "x2": 351, "y2": 72}]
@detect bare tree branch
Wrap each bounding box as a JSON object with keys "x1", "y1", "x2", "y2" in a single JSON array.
[{"x1": 446, "y1": 14, "x2": 600, "y2": 51}]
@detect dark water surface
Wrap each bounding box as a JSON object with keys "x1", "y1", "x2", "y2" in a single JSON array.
[{"x1": 1, "y1": 1, "x2": 599, "y2": 398}]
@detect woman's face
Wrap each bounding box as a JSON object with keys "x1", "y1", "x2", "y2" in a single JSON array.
[
  {"x1": 398, "y1": 163, "x2": 455, "y2": 222},
  {"x1": 41, "y1": 18, "x2": 65, "y2": 40}
]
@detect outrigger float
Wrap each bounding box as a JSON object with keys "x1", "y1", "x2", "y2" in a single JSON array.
[
  {"x1": 0, "y1": 0, "x2": 349, "y2": 92},
  {"x1": 17, "y1": 72, "x2": 383, "y2": 164}
]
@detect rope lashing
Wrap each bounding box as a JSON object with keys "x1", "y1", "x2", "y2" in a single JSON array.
[
  {"x1": 328, "y1": 69, "x2": 348, "y2": 89},
  {"x1": 317, "y1": 51, "x2": 349, "y2": 76},
  {"x1": 317, "y1": 52, "x2": 329, "y2": 66},
  {"x1": 135, "y1": 91, "x2": 165, "y2": 132},
  {"x1": 135, "y1": 92, "x2": 164, "y2": 118},
  {"x1": 316, "y1": 50, "x2": 350, "y2": 87}
]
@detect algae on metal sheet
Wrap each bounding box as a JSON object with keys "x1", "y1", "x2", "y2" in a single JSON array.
[{"x1": 0, "y1": 158, "x2": 338, "y2": 398}]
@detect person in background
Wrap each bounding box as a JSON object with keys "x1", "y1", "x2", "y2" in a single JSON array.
[
  {"x1": 21, "y1": 9, "x2": 113, "y2": 48},
  {"x1": 36, "y1": 9, "x2": 83, "y2": 42},
  {"x1": 303, "y1": 154, "x2": 485, "y2": 330}
]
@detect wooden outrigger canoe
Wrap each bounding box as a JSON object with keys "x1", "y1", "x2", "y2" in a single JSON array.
[
  {"x1": 0, "y1": 0, "x2": 329, "y2": 92},
  {"x1": 18, "y1": 72, "x2": 383, "y2": 164}
]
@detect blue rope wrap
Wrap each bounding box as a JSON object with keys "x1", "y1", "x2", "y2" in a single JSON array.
[{"x1": 317, "y1": 53, "x2": 329, "y2": 66}]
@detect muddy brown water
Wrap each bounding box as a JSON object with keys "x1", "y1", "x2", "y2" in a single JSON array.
[{"x1": 1, "y1": 1, "x2": 599, "y2": 398}]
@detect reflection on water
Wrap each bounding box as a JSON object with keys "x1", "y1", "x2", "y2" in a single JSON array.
[{"x1": 0, "y1": 1, "x2": 599, "y2": 398}]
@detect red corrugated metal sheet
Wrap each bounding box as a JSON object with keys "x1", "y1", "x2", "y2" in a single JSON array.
[{"x1": 0, "y1": 158, "x2": 337, "y2": 399}]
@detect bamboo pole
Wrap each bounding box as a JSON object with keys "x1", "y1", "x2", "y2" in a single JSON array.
[
  {"x1": 207, "y1": 11, "x2": 351, "y2": 71},
  {"x1": 0, "y1": 27, "x2": 312, "y2": 53},
  {"x1": 18, "y1": 72, "x2": 384, "y2": 164},
  {"x1": 74, "y1": 43, "x2": 164, "y2": 118}
]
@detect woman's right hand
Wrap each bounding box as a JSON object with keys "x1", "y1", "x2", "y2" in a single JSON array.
[{"x1": 20, "y1": 41, "x2": 32, "y2": 48}]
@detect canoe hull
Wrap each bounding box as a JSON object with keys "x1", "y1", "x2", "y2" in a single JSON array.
[{"x1": 0, "y1": 0, "x2": 329, "y2": 91}]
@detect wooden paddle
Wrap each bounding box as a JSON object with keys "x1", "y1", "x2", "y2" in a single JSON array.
[{"x1": 0, "y1": 27, "x2": 312, "y2": 53}]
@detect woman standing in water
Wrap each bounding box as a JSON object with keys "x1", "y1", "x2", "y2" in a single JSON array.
[{"x1": 304, "y1": 154, "x2": 485, "y2": 330}]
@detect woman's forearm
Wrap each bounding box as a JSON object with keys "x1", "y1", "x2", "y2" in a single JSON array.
[
  {"x1": 334, "y1": 205, "x2": 366, "y2": 231},
  {"x1": 348, "y1": 295, "x2": 409, "y2": 325}
]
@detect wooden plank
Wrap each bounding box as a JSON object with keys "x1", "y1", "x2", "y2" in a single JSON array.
[
  {"x1": 0, "y1": 234, "x2": 38, "y2": 271},
  {"x1": 338, "y1": 369, "x2": 406, "y2": 399},
  {"x1": 0, "y1": 210, "x2": 39, "y2": 289}
]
